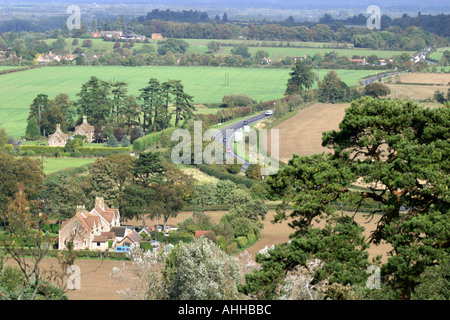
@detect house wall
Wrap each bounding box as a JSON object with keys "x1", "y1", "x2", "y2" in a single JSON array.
[{"x1": 59, "y1": 219, "x2": 92, "y2": 251}]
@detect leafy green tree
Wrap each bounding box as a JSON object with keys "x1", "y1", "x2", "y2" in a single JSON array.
[
  {"x1": 206, "y1": 41, "x2": 220, "y2": 53},
  {"x1": 25, "y1": 118, "x2": 40, "y2": 141},
  {"x1": 0, "y1": 154, "x2": 44, "y2": 213},
  {"x1": 169, "y1": 80, "x2": 196, "y2": 127},
  {"x1": 240, "y1": 215, "x2": 371, "y2": 300},
  {"x1": 284, "y1": 59, "x2": 315, "y2": 95},
  {"x1": 265, "y1": 97, "x2": 449, "y2": 299},
  {"x1": 52, "y1": 93, "x2": 76, "y2": 128},
  {"x1": 231, "y1": 45, "x2": 251, "y2": 59},
  {"x1": 157, "y1": 38, "x2": 189, "y2": 55},
  {"x1": 318, "y1": 70, "x2": 352, "y2": 103},
  {"x1": 139, "y1": 78, "x2": 162, "y2": 132},
  {"x1": 76, "y1": 76, "x2": 112, "y2": 126},
  {"x1": 121, "y1": 135, "x2": 130, "y2": 147},
  {"x1": 106, "y1": 135, "x2": 119, "y2": 147},
  {"x1": 434, "y1": 90, "x2": 447, "y2": 104},
  {"x1": 363, "y1": 82, "x2": 391, "y2": 98},
  {"x1": 28, "y1": 94, "x2": 50, "y2": 135},
  {"x1": 41, "y1": 104, "x2": 67, "y2": 136},
  {"x1": 110, "y1": 81, "x2": 129, "y2": 121}
]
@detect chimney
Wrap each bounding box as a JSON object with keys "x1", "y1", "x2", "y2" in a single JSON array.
[
  {"x1": 76, "y1": 205, "x2": 86, "y2": 216},
  {"x1": 56, "y1": 124, "x2": 61, "y2": 130},
  {"x1": 83, "y1": 116, "x2": 88, "y2": 123},
  {"x1": 95, "y1": 197, "x2": 105, "y2": 210}
]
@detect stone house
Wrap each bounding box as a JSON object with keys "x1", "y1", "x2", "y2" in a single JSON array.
[
  {"x1": 74, "y1": 116, "x2": 95, "y2": 143},
  {"x1": 48, "y1": 124, "x2": 69, "y2": 147},
  {"x1": 58, "y1": 197, "x2": 121, "y2": 251}
]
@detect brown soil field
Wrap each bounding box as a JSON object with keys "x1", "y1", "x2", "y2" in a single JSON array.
[
  {"x1": 387, "y1": 84, "x2": 449, "y2": 100},
  {"x1": 269, "y1": 103, "x2": 350, "y2": 163},
  {"x1": 397, "y1": 73, "x2": 450, "y2": 85},
  {"x1": 4, "y1": 210, "x2": 391, "y2": 300}
]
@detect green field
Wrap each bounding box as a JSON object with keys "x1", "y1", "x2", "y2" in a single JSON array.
[
  {"x1": 0, "y1": 65, "x2": 376, "y2": 138},
  {"x1": 182, "y1": 39, "x2": 413, "y2": 59},
  {"x1": 31, "y1": 157, "x2": 95, "y2": 175},
  {"x1": 430, "y1": 47, "x2": 450, "y2": 61},
  {"x1": 49, "y1": 37, "x2": 413, "y2": 61}
]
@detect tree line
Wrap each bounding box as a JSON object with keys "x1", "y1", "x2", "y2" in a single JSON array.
[{"x1": 25, "y1": 76, "x2": 195, "y2": 144}]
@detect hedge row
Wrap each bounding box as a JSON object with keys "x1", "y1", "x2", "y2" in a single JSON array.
[
  {"x1": 18, "y1": 145, "x2": 131, "y2": 157},
  {"x1": 196, "y1": 164, "x2": 255, "y2": 188},
  {"x1": 133, "y1": 127, "x2": 176, "y2": 152},
  {"x1": 1, "y1": 248, "x2": 131, "y2": 261},
  {"x1": 235, "y1": 232, "x2": 257, "y2": 249},
  {"x1": 0, "y1": 66, "x2": 40, "y2": 76}
]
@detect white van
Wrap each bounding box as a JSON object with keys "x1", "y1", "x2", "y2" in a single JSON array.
[{"x1": 265, "y1": 110, "x2": 274, "y2": 116}]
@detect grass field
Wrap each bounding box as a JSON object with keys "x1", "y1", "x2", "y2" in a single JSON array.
[
  {"x1": 0, "y1": 66, "x2": 375, "y2": 138},
  {"x1": 46, "y1": 37, "x2": 413, "y2": 60},
  {"x1": 33, "y1": 157, "x2": 95, "y2": 175},
  {"x1": 429, "y1": 47, "x2": 450, "y2": 61}
]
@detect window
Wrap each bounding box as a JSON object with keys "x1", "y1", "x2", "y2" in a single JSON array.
[
  {"x1": 83, "y1": 240, "x2": 87, "y2": 247},
  {"x1": 97, "y1": 242, "x2": 101, "y2": 247}
]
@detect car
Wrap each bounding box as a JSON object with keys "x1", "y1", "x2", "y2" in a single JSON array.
[
  {"x1": 265, "y1": 110, "x2": 273, "y2": 116},
  {"x1": 226, "y1": 148, "x2": 231, "y2": 153},
  {"x1": 243, "y1": 120, "x2": 248, "y2": 125},
  {"x1": 223, "y1": 137, "x2": 227, "y2": 142}
]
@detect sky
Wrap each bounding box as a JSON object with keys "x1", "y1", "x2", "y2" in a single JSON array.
[{"x1": 1, "y1": 0, "x2": 449, "y2": 8}]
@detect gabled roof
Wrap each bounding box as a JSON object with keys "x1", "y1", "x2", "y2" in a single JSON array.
[
  {"x1": 194, "y1": 230, "x2": 215, "y2": 238},
  {"x1": 120, "y1": 231, "x2": 143, "y2": 244},
  {"x1": 111, "y1": 226, "x2": 127, "y2": 238}
]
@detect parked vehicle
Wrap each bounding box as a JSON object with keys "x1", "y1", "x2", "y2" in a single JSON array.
[{"x1": 265, "y1": 110, "x2": 273, "y2": 116}]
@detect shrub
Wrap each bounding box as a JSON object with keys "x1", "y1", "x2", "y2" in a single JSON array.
[
  {"x1": 18, "y1": 145, "x2": 131, "y2": 158},
  {"x1": 247, "y1": 232, "x2": 256, "y2": 245},
  {"x1": 222, "y1": 94, "x2": 255, "y2": 108},
  {"x1": 235, "y1": 236, "x2": 248, "y2": 249}
]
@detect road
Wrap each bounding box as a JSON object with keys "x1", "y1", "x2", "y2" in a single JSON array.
[
  {"x1": 213, "y1": 111, "x2": 271, "y2": 172},
  {"x1": 362, "y1": 71, "x2": 402, "y2": 86}
]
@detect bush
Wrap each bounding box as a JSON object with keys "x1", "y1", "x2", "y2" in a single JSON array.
[
  {"x1": 222, "y1": 94, "x2": 256, "y2": 108},
  {"x1": 247, "y1": 232, "x2": 256, "y2": 245},
  {"x1": 18, "y1": 145, "x2": 131, "y2": 158},
  {"x1": 235, "y1": 236, "x2": 248, "y2": 249},
  {"x1": 196, "y1": 164, "x2": 254, "y2": 189}
]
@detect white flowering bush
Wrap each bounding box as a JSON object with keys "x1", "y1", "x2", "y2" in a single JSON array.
[
  {"x1": 166, "y1": 237, "x2": 242, "y2": 300},
  {"x1": 279, "y1": 258, "x2": 325, "y2": 300},
  {"x1": 110, "y1": 247, "x2": 167, "y2": 300}
]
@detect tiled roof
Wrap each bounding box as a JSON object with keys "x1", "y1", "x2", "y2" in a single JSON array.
[
  {"x1": 121, "y1": 231, "x2": 143, "y2": 243},
  {"x1": 194, "y1": 230, "x2": 214, "y2": 238},
  {"x1": 111, "y1": 226, "x2": 127, "y2": 237}
]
